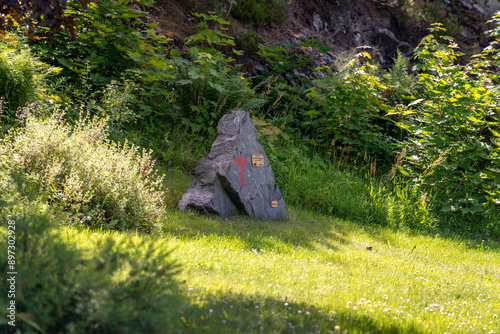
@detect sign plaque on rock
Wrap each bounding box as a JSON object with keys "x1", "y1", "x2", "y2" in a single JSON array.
[{"x1": 177, "y1": 109, "x2": 289, "y2": 220}]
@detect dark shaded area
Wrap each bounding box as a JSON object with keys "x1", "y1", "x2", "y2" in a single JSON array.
[
  {"x1": 163, "y1": 207, "x2": 351, "y2": 253},
  {"x1": 0, "y1": 0, "x2": 87, "y2": 40}
]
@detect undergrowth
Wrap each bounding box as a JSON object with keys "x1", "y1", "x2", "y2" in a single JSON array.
[
  {"x1": 1, "y1": 112, "x2": 166, "y2": 231},
  {"x1": 232, "y1": 0, "x2": 288, "y2": 28},
  {"x1": 0, "y1": 169, "x2": 180, "y2": 333}
]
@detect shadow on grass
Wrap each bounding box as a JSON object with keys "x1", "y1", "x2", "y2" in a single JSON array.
[
  {"x1": 174, "y1": 289, "x2": 426, "y2": 334},
  {"x1": 162, "y1": 206, "x2": 351, "y2": 253}
]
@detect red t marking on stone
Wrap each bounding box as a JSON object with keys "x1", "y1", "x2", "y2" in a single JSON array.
[{"x1": 233, "y1": 156, "x2": 248, "y2": 187}]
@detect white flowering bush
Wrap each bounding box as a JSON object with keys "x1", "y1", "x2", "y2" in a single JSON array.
[{"x1": 1, "y1": 113, "x2": 166, "y2": 230}]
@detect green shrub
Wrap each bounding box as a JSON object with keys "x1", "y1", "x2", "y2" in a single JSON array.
[
  {"x1": 254, "y1": 38, "x2": 331, "y2": 143},
  {"x1": 235, "y1": 30, "x2": 262, "y2": 53},
  {"x1": 393, "y1": 23, "x2": 500, "y2": 216},
  {"x1": 0, "y1": 37, "x2": 46, "y2": 122},
  {"x1": 308, "y1": 51, "x2": 395, "y2": 165},
  {"x1": 171, "y1": 13, "x2": 265, "y2": 142},
  {"x1": 232, "y1": 0, "x2": 288, "y2": 28},
  {"x1": 30, "y1": 0, "x2": 175, "y2": 122},
  {"x1": 172, "y1": 50, "x2": 263, "y2": 141},
  {"x1": 1, "y1": 113, "x2": 167, "y2": 230},
  {"x1": 0, "y1": 173, "x2": 180, "y2": 333}
]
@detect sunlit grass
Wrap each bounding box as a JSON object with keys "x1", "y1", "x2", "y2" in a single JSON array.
[
  {"x1": 59, "y1": 202, "x2": 500, "y2": 333},
  {"x1": 2, "y1": 143, "x2": 498, "y2": 333}
]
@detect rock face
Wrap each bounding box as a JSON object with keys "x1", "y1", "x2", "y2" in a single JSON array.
[
  {"x1": 177, "y1": 110, "x2": 289, "y2": 220},
  {"x1": 454, "y1": 0, "x2": 500, "y2": 16}
]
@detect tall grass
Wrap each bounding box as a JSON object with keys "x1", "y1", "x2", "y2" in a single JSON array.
[{"x1": 268, "y1": 143, "x2": 499, "y2": 239}]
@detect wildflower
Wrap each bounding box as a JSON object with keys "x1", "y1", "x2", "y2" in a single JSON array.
[{"x1": 335, "y1": 325, "x2": 341, "y2": 331}]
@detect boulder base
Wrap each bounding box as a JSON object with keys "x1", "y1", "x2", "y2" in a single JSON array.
[{"x1": 177, "y1": 109, "x2": 289, "y2": 220}]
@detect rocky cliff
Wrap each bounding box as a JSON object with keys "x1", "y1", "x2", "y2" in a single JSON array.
[{"x1": 153, "y1": 0, "x2": 499, "y2": 66}]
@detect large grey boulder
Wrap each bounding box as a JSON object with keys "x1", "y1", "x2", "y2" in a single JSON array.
[{"x1": 177, "y1": 109, "x2": 289, "y2": 220}]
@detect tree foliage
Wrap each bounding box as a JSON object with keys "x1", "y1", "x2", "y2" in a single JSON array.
[
  {"x1": 392, "y1": 23, "x2": 500, "y2": 214},
  {"x1": 0, "y1": 0, "x2": 88, "y2": 39}
]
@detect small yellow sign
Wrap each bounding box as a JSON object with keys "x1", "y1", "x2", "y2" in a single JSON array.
[
  {"x1": 271, "y1": 201, "x2": 278, "y2": 208},
  {"x1": 252, "y1": 154, "x2": 264, "y2": 167}
]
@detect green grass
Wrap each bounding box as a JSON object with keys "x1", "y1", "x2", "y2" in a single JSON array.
[
  {"x1": 2, "y1": 132, "x2": 499, "y2": 333},
  {"x1": 47, "y1": 202, "x2": 499, "y2": 333}
]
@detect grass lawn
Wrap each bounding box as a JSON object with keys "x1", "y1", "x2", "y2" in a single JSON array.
[{"x1": 62, "y1": 169, "x2": 500, "y2": 334}]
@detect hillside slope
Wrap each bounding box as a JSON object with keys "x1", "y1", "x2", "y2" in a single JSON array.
[{"x1": 151, "y1": 0, "x2": 499, "y2": 68}]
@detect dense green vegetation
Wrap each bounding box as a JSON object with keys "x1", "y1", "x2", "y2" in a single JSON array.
[{"x1": 0, "y1": 0, "x2": 499, "y2": 332}]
